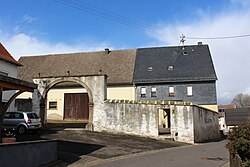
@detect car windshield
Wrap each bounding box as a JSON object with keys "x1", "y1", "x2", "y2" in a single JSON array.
[{"x1": 27, "y1": 113, "x2": 40, "y2": 119}]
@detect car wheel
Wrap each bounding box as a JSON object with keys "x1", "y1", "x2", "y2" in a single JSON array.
[{"x1": 17, "y1": 126, "x2": 26, "y2": 134}]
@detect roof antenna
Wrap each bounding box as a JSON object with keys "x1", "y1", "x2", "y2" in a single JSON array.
[{"x1": 180, "y1": 34, "x2": 186, "y2": 49}]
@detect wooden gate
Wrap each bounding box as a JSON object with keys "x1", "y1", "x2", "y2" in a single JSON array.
[{"x1": 64, "y1": 93, "x2": 89, "y2": 120}]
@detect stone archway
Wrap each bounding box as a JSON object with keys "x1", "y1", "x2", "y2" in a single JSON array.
[{"x1": 32, "y1": 75, "x2": 107, "y2": 130}]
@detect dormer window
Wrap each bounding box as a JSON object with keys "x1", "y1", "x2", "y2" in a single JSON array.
[
  {"x1": 183, "y1": 51, "x2": 188, "y2": 55},
  {"x1": 147, "y1": 67, "x2": 153, "y2": 71},
  {"x1": 168, "y1": 66, "x2": 173, "y2": 70}
]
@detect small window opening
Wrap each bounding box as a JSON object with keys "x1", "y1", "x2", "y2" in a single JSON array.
[
  {"x1": 49, "y1": 101, "x2": 58, "y2": 109},
  {"x1": 169, "y1": 86, "x2": 174, "y2": 96},
  {"x1": 187, "y1": 86, "x2": 193, "y2": 96},
  {"x1": 141, "y1": 87, "x2": 146, "y2": 97},
  {"x1": 168, "y1": 66, "x2": 174, "y2": 70},
  {"x1": 147, "y1": 67, "x2": 153, "y2": 71},
  {"x1": 151, "y1": 87, "x2": 157, "y2": 97}
]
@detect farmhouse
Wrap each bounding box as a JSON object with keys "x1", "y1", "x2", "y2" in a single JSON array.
[{"x1": 15, "y1": 43, "x2": 219, "y2": 143}]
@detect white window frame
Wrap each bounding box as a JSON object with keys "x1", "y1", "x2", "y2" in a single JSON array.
[
  {"x1": 169, "y1": 86, "x2": 174, "y2": 96},
  {"x1": 151, "y1": 87, "x2": 157, "y2": 97},
  {"x1": 141, "y1": 87, "x2": 146, "y2": 97},
  {"x1": 187, "y1": 86, "x2": 193, "y2": 96}
]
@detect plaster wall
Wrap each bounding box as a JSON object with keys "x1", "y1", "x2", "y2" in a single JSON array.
[
  {"x1": 107, "y1": 86, "x2": 135, "y2": 100},
  {"x1": 0, "y1": 60, "x2": 18, "y2": 111},
  {"x1": 93, "y1": 101, "x2": 159, "y2": 137},
  {"x1": 46, "y1": 88, "x2": 87, "y2": 120},
  {"x1": 193, "y1": 106, "x2": 220, "y2": 142},
  {"x1": 32, "y1": 75, "x2": 107, "y2": 126},
  {"x1": 93, "y1": 101, "x2": 219, "y2": 144},
  {"x1": 170, "y1": 105, "x2": 195, "y2": 143}
]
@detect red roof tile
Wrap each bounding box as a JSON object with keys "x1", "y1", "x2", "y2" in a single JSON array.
[{"x1": 0, "y1": 42, "x2": 21, "y2": 66}]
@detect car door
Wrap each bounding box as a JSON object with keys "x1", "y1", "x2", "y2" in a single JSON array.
[{"x1": 3, "y1": 112, "x2": 16, "y2": 129}]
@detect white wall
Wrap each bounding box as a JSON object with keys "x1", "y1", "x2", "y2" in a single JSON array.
[
  {"x1": 107, "y1": 86, "x2": 135, "y2": 100},
  {"x1": 0, "y1": 60, "x2": 18, "y2": 111},
  {"x1": 17, "y1": 86, "x2": 135, "y2": 119},
  {"x1": 46, "y1": 88, "x2": 87, "y2": 120}
]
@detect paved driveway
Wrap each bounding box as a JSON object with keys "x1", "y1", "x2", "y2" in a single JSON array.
[
  {"x1": 15, "y1": 128, "x2": 188, "y2": 166},
  {"x1": 14, "y1": 128, "x2": 228, "y2": 167}
]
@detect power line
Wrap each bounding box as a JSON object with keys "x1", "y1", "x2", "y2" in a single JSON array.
[
  {"x1": 186, "y1": 34, "x2": 250, "y2": 40},
  {"x1": 53, "y1": 0, "x2": 160, "y2": 33},
  {"x1": 53, "y1": 0, "x2": 250, "y2": 42}
]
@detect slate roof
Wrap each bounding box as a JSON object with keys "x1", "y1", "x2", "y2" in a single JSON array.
[
  {"x1": 18, "y1": 49, "x2": 136, "y2": 85},
  {"x1": 225, "y1": 108, "x2": 250, "y2": 126},
  {"x1": 133, "y1": 44, "x2": 217, "y2": 83},
  {"x1": 0, "y1": 42, "x2": 21, "y2": 66}
]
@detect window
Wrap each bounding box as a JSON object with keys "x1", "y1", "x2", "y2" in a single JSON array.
[
  {"x1": 187, "y1": 86, "x2": 193, "y2": 96},
  {"x1": 151, "y1": 87, "x2": 157, "y2": 97},
  {"x1": 147, "y1": 67, "x2": 153, "y2": 71},
  {"x1": 49, "y1": 101, "x2": 57, "y2": 109},
  {"x1": 168, "y1": 66, "x2": 174, "y2": 70},
  {"x1": 141, "y1": 87, "x2": 146, "y2": 97},
  {"x1": 169, "y1": 86, "x2": 174, "y2": 96},
  {"x1": 4, "y1": 112, "x2": 23, "y2": 119},
  {"x1": 183, "y1": 51, "x2": 188, "y2": 55}
]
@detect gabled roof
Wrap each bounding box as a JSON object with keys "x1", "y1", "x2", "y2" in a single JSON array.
[
  {"x1": 18, "y1": 49, "x2": 136, "y2": 85},
  {"x1": 0, "y1": 43, "x2": 22, "y2": 66},
  {"x1": 133, "y1": 44, "x2": 217, "y2": 83}
]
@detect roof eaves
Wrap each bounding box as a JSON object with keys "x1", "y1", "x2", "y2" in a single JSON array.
[
  {"x1": 0, "y1": 56, "x2": 22, "y2": 66},
  {"x1": 133, "y1": 77, "x2": 217, "y2": 84}
]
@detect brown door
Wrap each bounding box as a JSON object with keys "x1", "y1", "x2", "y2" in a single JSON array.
[{"x1": 64, "y1": 93, "x2": 89, "y2": 120}]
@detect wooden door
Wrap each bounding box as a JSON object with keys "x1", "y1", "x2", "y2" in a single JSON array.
[{"x1": 64, "y1": 93, "x2": 89, "y2": 120}]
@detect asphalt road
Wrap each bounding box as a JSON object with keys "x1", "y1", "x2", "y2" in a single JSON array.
[{"x1": 91, "y1": 139, "x2": 229, "y2": 167}]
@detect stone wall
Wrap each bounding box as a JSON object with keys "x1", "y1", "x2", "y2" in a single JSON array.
[
  {"x1": 193, "y1": 105, "x2": 220, "y2": 142},
  {"x1": 93, "y1": 100, "x2": 219, "y2": 144},
  {"x1": 93, "y1": 100, "x2": 159, "y2": 137}
]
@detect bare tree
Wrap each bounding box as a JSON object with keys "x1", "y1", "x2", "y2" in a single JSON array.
[{"x1": 231, "y1": 93, "x2": 250, "y2": 108}]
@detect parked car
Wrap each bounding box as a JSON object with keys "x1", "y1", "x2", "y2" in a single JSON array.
[{"x1": 2, "y1": 111, "x2": 41, "y2": 134}]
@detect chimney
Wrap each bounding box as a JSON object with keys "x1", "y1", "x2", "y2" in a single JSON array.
[
  {"x1": 198, "y1": 42, "x2": 203, "y2": 45},
  {"x1": 105, "y1": 48, "x2": 110, "y2": 54}
]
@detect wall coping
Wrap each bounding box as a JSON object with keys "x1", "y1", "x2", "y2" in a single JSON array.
[
  {"x1": 105, "y1": 99, "x2": 192, "y2": 106},
  {"x1": 0, "y1": 139, "x2": 57, "y2": 147}
]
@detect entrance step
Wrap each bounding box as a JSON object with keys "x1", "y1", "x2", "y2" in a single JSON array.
[
  {"x1": 158, "y1": 134, "x2": 174, "y2": 141},
  {"x1": 159, "y1": 128, "x2": 170, "y2": 134},
  {"x1": 46, "y1": 120, "x2": 88, "y2": 128}
]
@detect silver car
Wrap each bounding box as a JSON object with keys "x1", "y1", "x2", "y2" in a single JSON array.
[{"x1": 2, "y1": 111, "x2": 41, "y2": 134}]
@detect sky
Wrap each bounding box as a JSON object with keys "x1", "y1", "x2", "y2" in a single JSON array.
[{"x1": 0, "y1": 0, "x2": 250, "y2": 104}]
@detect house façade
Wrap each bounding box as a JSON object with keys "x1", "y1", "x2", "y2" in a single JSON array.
[{"x1": 17, "y1": 43, "x2": 218, "y2": 121}]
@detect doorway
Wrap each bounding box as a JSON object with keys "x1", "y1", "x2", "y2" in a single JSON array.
[
  {"x1": 158, "y1": 109, "x2": 171, "y2": 134},
  {"x1": 64, "y1": 93, "x2": 89, "y2": 120}
]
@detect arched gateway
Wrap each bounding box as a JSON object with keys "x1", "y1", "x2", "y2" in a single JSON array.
[{"x1": 32, "y1": 75, "x2": 107, "y2": 130}]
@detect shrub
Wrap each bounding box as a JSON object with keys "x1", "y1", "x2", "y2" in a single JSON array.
[{"x1": 225, "y1": 122, "x2": 250, "y2": 167}]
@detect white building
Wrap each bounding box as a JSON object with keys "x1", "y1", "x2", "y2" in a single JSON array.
[{"x1": 0, "y1": 42, "x2": 22, "y2": 111}]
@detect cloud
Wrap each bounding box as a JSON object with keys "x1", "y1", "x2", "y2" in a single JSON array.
[
  {"x1": 0, "y1": 33, "x2": 111, "y2": 59},
  {"x1": 150, "y1": 5, "x2": 250, "y2": 104},
  {"x1": 22, "y1": 15, "x2": 37, "y2": 23}
]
